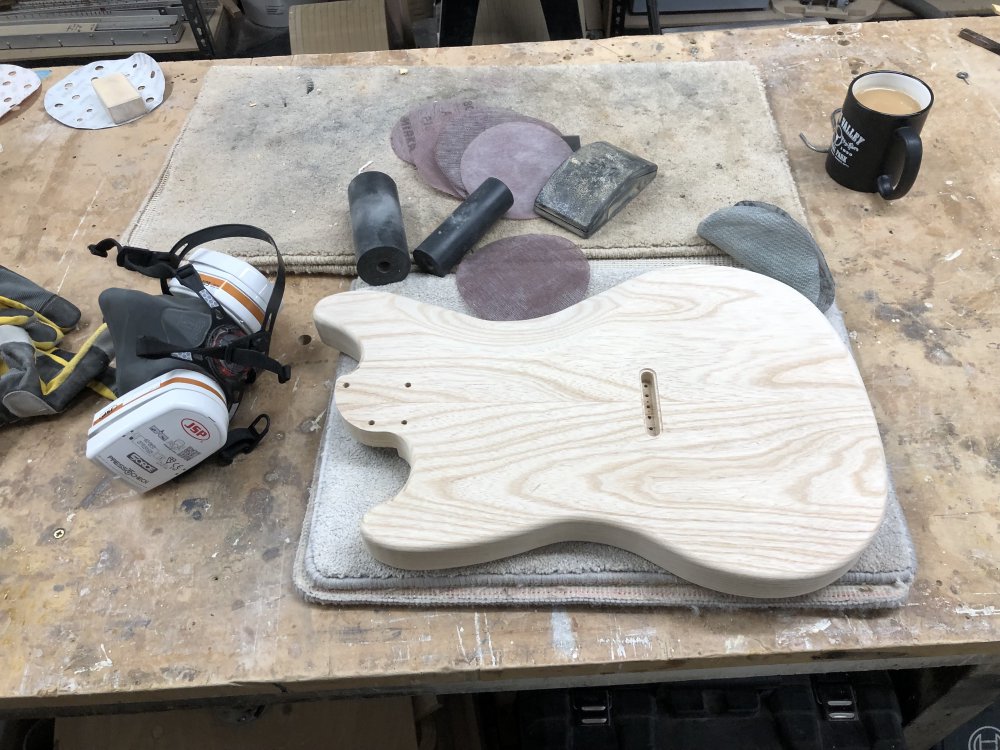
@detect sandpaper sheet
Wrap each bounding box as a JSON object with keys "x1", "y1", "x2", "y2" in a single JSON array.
[
  {"x1": 456, "y1": 234, "x2": 590, "y2": 319},
  {"x1": 460, "y1": 121, "x2": 573, "y2": 219},
  {"x1": 128, "y1": 62, "x2": 806, "y2": 274},
  {"x1": 390, "y1": 98, "x2": 473, "y2": 165},
  {"x1": 434, "y1": 107, "x2": 561, "y2": 195}
]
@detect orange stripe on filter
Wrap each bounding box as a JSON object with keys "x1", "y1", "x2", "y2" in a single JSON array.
[
  {"x1": 199, "y1": 274, "x2": 265, "y2": 325},
  {"x1": 91, "y1": 376, "x2": 225, "y2": 427}
]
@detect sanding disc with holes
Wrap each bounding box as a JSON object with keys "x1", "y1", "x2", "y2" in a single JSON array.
[
  {"x1": 456, "y1": 234, "x2": 590, "y2": 321},
  {"x1": 44, "y1": 53, "x2": 165, "y2": 130},
  {"x1": 389, "y1": 98, "x2": 477, "y2": 194},
  {"x1": 0, "y1": 65, "x2": 41, "y2": 120},
  {"x1": 460, "y1": 122, "x2": 573, "y2": 219},
  {"x1": 433, "y1": 108, "x2": 562, "y2": 196}
]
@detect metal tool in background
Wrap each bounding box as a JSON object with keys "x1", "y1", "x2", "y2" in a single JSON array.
[
  {"x1": 0, "y1": 0, "x2": 219, "y2": 54},
  {"x1": 959, "y1": 27, "x2": 1000, "y2": 56},
  {"x1": 0, "y1": 16, "x2": 184, "y2": 49}
]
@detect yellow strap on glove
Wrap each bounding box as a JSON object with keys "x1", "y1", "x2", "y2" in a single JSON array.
[{"x1": 0, "y1": 267, "x2": 114, "y2": 426}]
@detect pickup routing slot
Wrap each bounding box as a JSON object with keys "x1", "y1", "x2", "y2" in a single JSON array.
[{"x1": 640, "y1": 369, "x2": 662, "y2": 436}]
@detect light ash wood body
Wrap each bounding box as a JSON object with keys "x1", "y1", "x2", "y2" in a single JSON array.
[{"x1": 313, "y1": 267, "x2": 888, "y2": 598}]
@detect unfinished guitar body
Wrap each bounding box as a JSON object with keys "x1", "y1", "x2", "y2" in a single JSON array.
[{"x1": 313, "y1": 267, "x2": 888, "y2": 598}]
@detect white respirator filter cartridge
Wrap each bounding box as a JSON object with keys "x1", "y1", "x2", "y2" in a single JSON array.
[
  {"x1": 166, "y1": 248, "x2": 273, "y2": 334},
  {"x1": 86, "y1": 369, "x2": 229, "y2": 492}
]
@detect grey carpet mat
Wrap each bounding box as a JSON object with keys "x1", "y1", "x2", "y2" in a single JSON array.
[
  {"x1": 127, "y1": 61, "x2": 802, "y2": 274},
  {"x1": 294, "y1": 258, "x2": 916, "y2": 609}
]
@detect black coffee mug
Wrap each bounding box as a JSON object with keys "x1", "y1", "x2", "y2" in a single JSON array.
[{"x1": 825, "y1": 71, "x2": 934, "y2": 200}]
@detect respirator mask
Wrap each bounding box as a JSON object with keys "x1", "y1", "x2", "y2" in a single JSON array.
[{"x1": 85, "y1": 225, "x2": 291, "y2": 492}]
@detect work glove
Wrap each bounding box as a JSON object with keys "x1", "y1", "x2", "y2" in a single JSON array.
[{"x1": 0, "y1": 266, "x2": 115, "y2": 426}]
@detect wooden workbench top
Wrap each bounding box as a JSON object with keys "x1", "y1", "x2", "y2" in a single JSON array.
[{"x1": 2, "y1": 16, "x2": 1000, "y2": 710}]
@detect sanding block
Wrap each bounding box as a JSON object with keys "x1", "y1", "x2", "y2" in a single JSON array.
[
  {"x1": 534, "y1": 142, "x2": 657, "y2": 238},
  {"x1": 92, "y1": 72, "x2": 147, "y2": 124}
]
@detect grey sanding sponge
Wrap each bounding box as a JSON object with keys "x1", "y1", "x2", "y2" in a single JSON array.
[
  {"x1": 698, "y1": 201, "x2": 836, "y2": 312},
  {"x1": 534, "y1": 141, "x2": 658, "y2": 238}
]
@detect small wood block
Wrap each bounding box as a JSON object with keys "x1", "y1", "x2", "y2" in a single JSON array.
[{"x1": 92, "y1": 73, "x2": 146, "y2": 124}]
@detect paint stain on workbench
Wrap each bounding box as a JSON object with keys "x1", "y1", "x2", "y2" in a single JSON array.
[
  {"x1": 895, "y1": 414, "x2": 964, "y2": 473},
  {"x1": 180, "y1": 497, "x2": 210, "y2": 521},
  {"x1": 966, "y1": 549, "x2": 1000, "y2": 584},
  {"x1": 159, "y1": 665, "x2": 199, "y2": 682},
  {"x1": 114, "y1": 617, "x2": 152, "y2": 640},
  {"x1": 0, "y1": 475, "x2": 29, "y2": 511},
  {"x1": 866, "y1": 290, "x2": 961, "y2": 366},
  {"x1": 91, "y1": 544, "x2": 122, "y2": 574},
  {"x1": 78, "y1": 477, "x2": 114, "y2": 510},
  {"x1": 243, "y1": 488, "x2": 274, "y2": 527},
  {"x1": 263, "y1": 458, "x2": 301, "y2": 486},
  {"x1": 959, "y1": 436, "x2": 1000, "y2": 475}
]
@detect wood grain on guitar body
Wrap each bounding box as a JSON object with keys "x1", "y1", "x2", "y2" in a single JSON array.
[{"x1": 313, "y1": 267, "x2": 888, "y2": 598}]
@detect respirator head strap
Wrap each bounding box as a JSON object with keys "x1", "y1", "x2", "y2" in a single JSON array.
[
  {"x1": 89, "y1": 238, "x2": 182, "y2": 282},
  {"x1": 219, "y1": 332, "x2": 292, "y2": 382},
  {"x1": 125, "y1": 225, "x2": 292, "y2": 383},
  {"x1": 135, "y1": 331, "x2": 292, "y2": 383},
  {"x1": 172, "y1": 263, "x2": 230, "y2": 324},
  {"x1": 170, "y1": 225, "x2": 289, "y2": 368},
  {"x1": 217, "y1": 413, "x2": 270, "y2": 466}
]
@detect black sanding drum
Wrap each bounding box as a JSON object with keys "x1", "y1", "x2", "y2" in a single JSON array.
[
  {"x1": 347, "y1": 171, "x2": 411, "y2": 286},
  {"x1": 534, "y1": 142, "x2": 657, "y2": 238},
  {"x1": 413, "y1": 177, "x2": 513, "y2": 276}
]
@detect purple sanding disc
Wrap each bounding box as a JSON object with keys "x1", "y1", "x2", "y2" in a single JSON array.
[
  {"x1": 456, "y1": 234, "x2": 590, "y2": 321},
  {"x1": 390, "y1": 98, "x2": 476, "y2": 197},
  {"x1": 434, "y1": 108, "x2": 561, "y2": 196},
  {"x1": 460, "y1": 122, "x2": 573, "y2": 219},
  {"x1": 414, "y1": 141, "x2": 464, "y2": 198},
  {"x1": 391, "y1": 98, "x2": 472, "y2": 164}
]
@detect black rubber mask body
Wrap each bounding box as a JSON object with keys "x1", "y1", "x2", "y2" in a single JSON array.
[{"x1": 98, "y1": 288, "x2": 244, "y2": 400}]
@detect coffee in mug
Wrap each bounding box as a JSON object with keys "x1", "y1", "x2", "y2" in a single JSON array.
[
  {"x1": 853, "y1": 87, "x2": 922, "y2": 116},
  {"x1": 825, "y1": 71, "x2": 933, "y2": 200}
]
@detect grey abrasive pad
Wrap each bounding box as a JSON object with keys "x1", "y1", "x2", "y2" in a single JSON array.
[
  {"x1": 128, "y1": 62, "x2": 806, "y2": 274},
  {"x1": 698, "y1": 201, "x2": 836, "y2": 311},
  {"x1": 294, "y1": 258, "x2": 916, "y2": 609},
  {"x1": 456, "y1": 234, "x2": 590, "y2": 320}
]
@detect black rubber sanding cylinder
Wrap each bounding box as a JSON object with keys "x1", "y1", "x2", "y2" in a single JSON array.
[
  {"x1": 413, "y1": 177, "x2": 514, "y2": 276},
  {"x1": 347, "y1": 171, "x2": 410, "y2": 286}
]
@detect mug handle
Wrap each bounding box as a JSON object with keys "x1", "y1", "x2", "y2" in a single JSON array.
[{"x1": 876, "y1": 126, "x2": 922, "y2": 200}]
